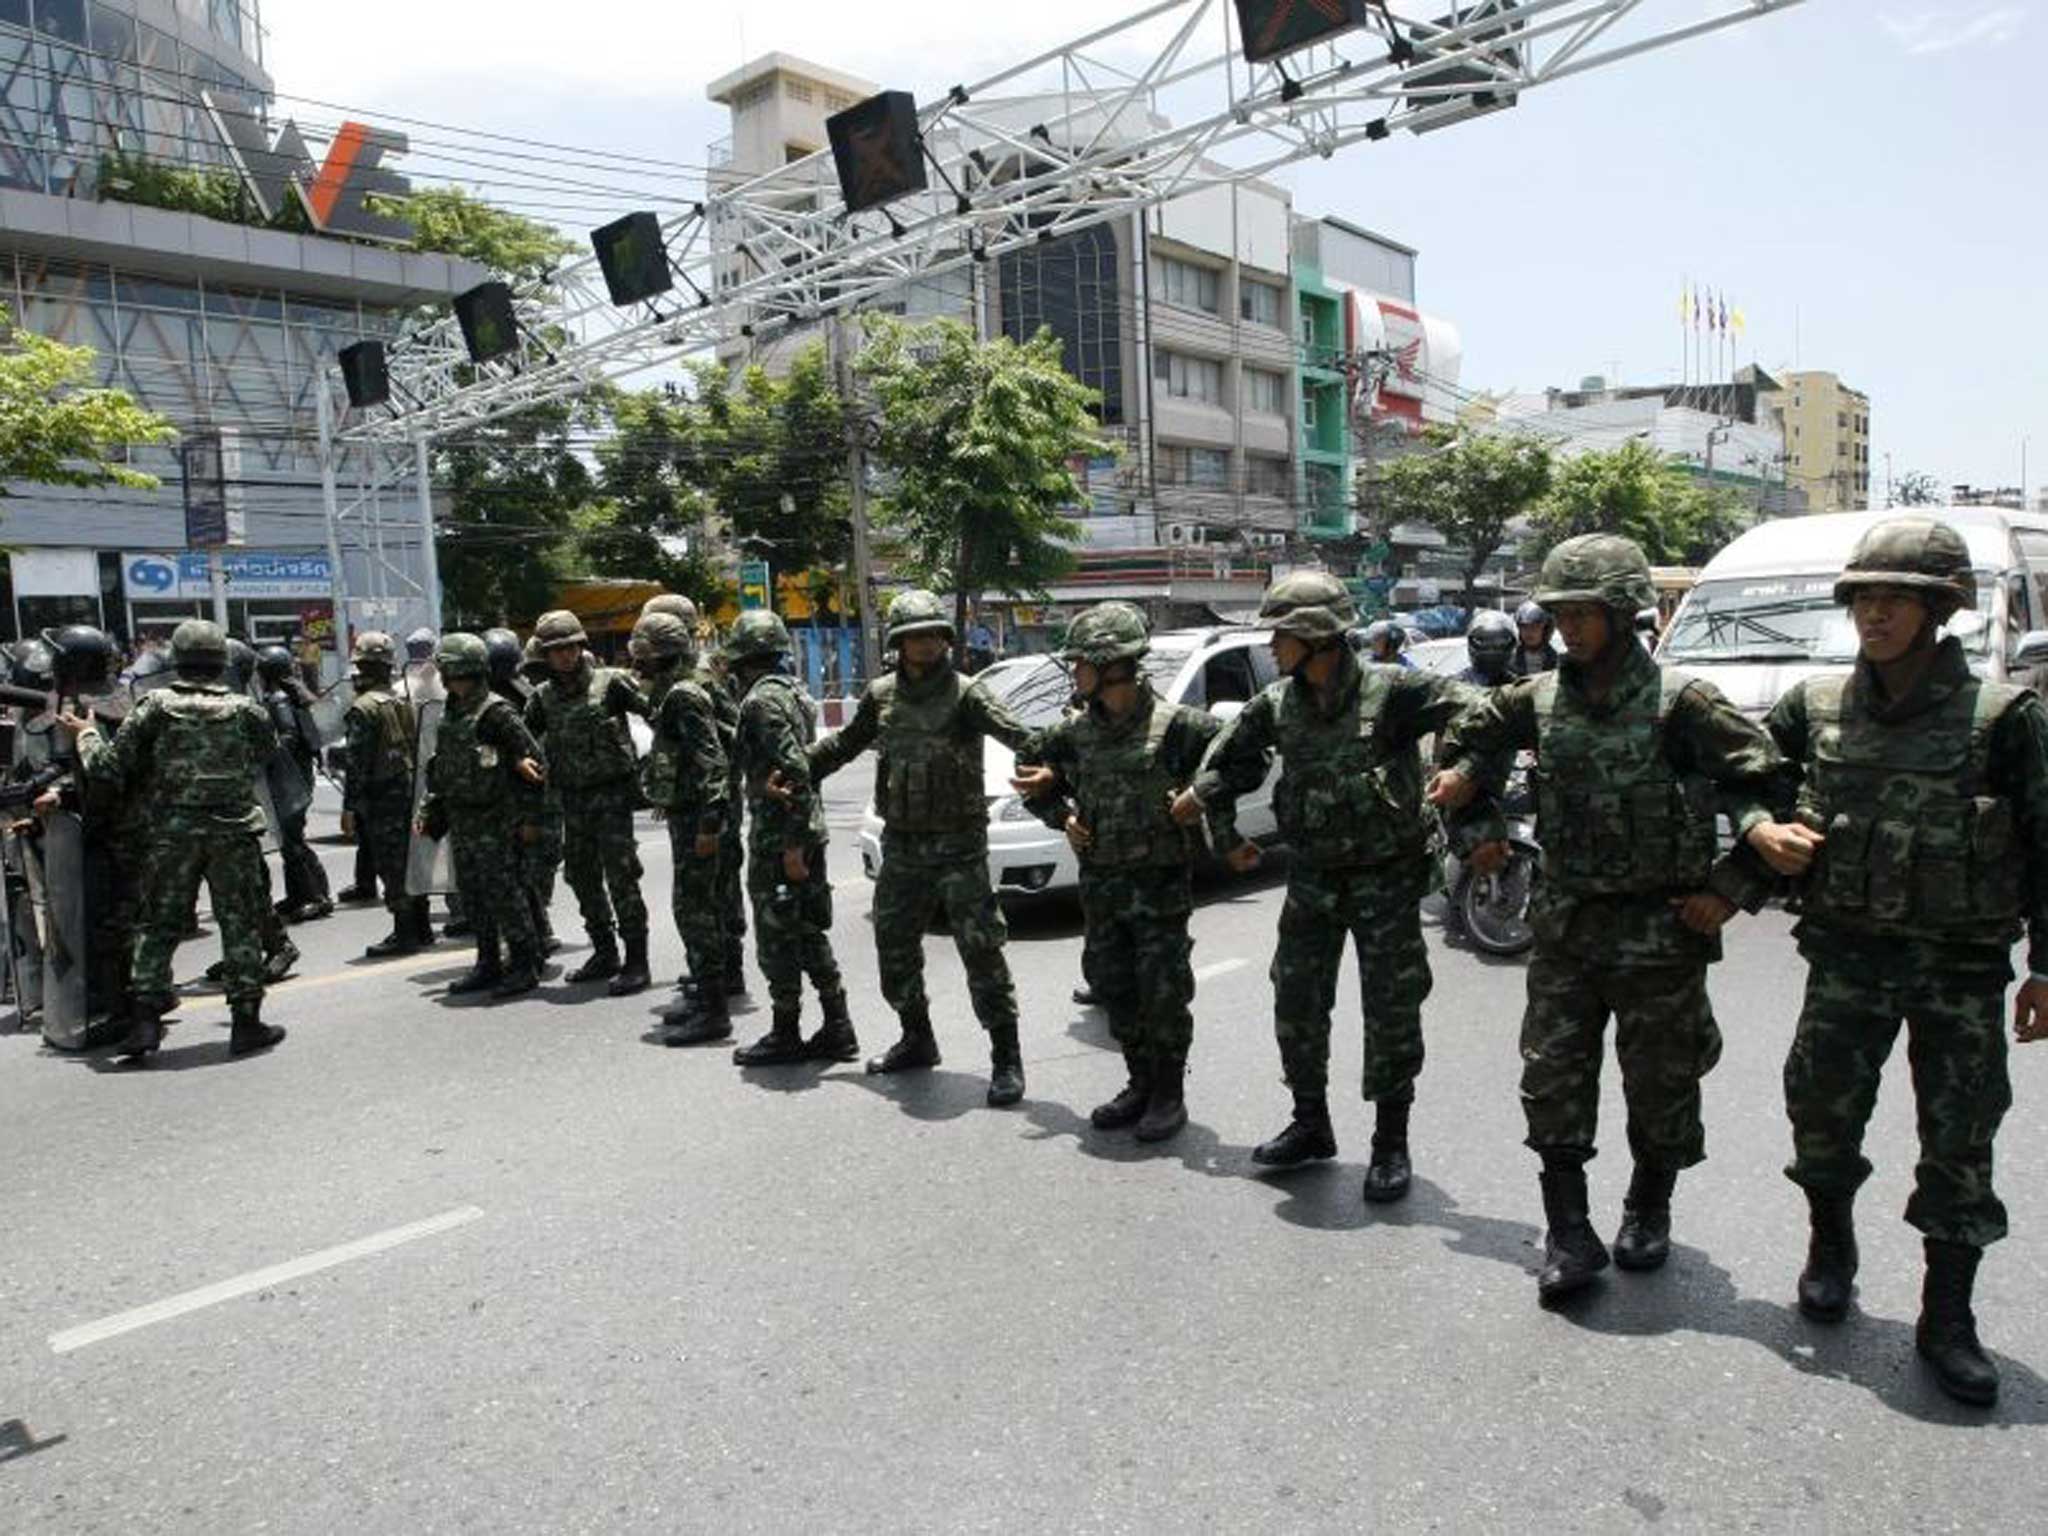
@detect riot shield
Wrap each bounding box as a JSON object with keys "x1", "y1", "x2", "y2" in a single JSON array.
[
  {"x1": 35, "y1": 809, "x2": 89, "y2": 1049},
  {"x1": 265, "y1": 745, "x2": 314, "y2": 827},
  {"x1": 405, "y1": 696, "x2": 455, "y2": 896},
  {"x1": 1, "y1": 822, "x2": 42, "y2": 1023}
]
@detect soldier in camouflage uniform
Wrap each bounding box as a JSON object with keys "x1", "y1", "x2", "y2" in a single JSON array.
[
  {"x1": 1745, "y1": 516, "x2": 2048, "y2": 1406},
  {"x1": 255, "y1": 644, "x2": 333, "y2": 923},
  {"x1": 1436, "y1": 535, "x2": 1782, "y2": 1305},
  {"x1": 722, "y1": 610, "x2": 853, "y2": 1065},
  {"x1": 524, "y1": 610, "x2": 652, "y2": 996},
  {"x1": 63, "y1": 620, "x2": 286, "y2": 1061},
  {"x1": 484, "y1": 627, "x2": 562, "y2": 953},
  {"x1": 627, "y1": 612, "x2": 737, "y2": 1045},
  {"x1": 416, "y1": 634, "x2": 547, "y2": 999},
  {"x1": 644, "y1": 592, "x2": 749, "y2": 1002},
  {"x1": 1013, "y1": 602, "x2": 1219, "y2": 1141},
  {"x1": 807, "y1": 590, "x2": 1038, "y2": 1107},
  {"x1": 345, "y1": 631, "x2": 433, "y2": 958},
  {"x1": 1179, "y1": 571, "x2": 1490, "y2": 1201}
]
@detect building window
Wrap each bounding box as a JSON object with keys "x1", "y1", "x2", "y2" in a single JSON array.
[
  {"x1": 1302, "y1": 391, "x2": 1318, "y2": 431},
  {"x1": 1248, "y1": 455, "x2": 1290, "y2": 497},
  {"x1": 1300, "y1": 311, "x2": 1317, "y2": 350},
  {"x1": 1240, "y1": 281, "x2": 1281, "y2": 329},
  {"x1": 1151, "y1": 255, "x2": 1219, "y2": 316},
  {"x1": 1246, "y1": 368, "x2": 1286, "y2": 415},
  {"x1": 1153, "y1": 348, "x2": 1222, "y2": 404},
  {"x1": 1188, "y1": 447, "x2": 1229, "y2": 487}
]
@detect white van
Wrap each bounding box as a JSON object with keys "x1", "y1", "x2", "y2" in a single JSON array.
[{"x1": 1656, "y1": 508, "x2": 2048, "y2": 715}]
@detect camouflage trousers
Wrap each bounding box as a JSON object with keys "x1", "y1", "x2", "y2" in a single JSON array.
[
  {"x1": 872, "y1": 848, "x2": 1016, "y2": 1032},
  {"x1": 1784, "y1": 954, "x2": 2012, "y2": 1248},
  {"x1": 134, "y1": 824, "x2": 269, "y2": 1009},
  {"x1": 519, "y1": 807, "x2": 563, "y2": 928},
  {"x1": 1080, "y1": 865, "x2": 1195, "y2": 1059},
  {"x1": 667, "y1": 814, "x2": 726, "y2": 990},
  {"x1": 356, "y1": 785, "x2": 414, "y2": 920},
  {"x1": 1272, "y1": 860, "x2": 1432, "y2": 1104},
  {"x1": 1520, "y1": 952, "x2": 1722, "y2": 1169},
  {"x1": 561, "y1": 783, "x2": 647, "y2": 938},
  {"x1": 748, "y1": 838, "x2": 841, "y2": 1011},
  {"x1": 721, "y1": 781, "x2": 747, "y2": 971},
  {"x1": 449, "y1": 809, "x2": 539, "y2": 964}
]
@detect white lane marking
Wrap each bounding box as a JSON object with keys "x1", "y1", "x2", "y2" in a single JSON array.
[
  {"x1": 1194, "y1": 958, "x2": 1248, "y2": 983},
  {"x1": 49, "y1": 1206, "x2": 485, "y2": 1355}
]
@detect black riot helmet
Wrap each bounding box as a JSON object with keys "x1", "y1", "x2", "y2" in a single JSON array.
[
  {"x1": 10, "y1": 636, "x2": 55, "y2": 692},
  {"x1": 40, "y1": 625, "x2": 115, "y2": 693},
  {"x1": 255, "y1": 644, "x2": 297, "y2": 686},
  {"x1": 224, "y1": 637, "x2": 258, "y2": 692},
  {"x1": 1464, "y1": 610, "x2": 1517, "y2": 682},
  {"x1": 482, "y1": 628, "x2": 523, "y2": 687}
]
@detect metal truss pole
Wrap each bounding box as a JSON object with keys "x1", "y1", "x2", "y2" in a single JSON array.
[
  {"x1": 414, "y1": 436, "x2": 442, "y2": 632},
  {"x1": 832, "y1": 316, "x2": 882, "y2": 684},
  {"x1": 316, "y1": 382, "x2": 353, "y2": 672}
]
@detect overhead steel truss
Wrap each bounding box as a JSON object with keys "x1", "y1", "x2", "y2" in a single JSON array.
[{"x1": 341, "y1": 0, "x2": 1805, "y2": 445}]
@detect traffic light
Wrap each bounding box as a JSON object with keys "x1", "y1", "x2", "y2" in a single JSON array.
[
  {"x1": 826, "y1": 90, "x2": 927, "y2": 213},
  {"x1": 338, "y1": 340, "x2": 390, "y2": 409},
  {"x1": 453, "y1": 280, "x2": 519, "y2": 364},
  {"x1": 591, "y1": 211, "x2": 673, "y2": 307},
  {"x1": 1233, "y1": 0, "x2": 1367, "y2": 65}
]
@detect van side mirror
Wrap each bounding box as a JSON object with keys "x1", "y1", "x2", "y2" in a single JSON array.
[{"x1": 2014, "y1": 630, "x2": 2048, "y2": 668}]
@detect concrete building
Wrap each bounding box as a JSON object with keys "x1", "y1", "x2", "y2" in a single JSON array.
[
  {"x1": 0, "y1": 1, "x2": 480, "y2": 658},
  {"x1": 1762, "y1": 369, "x2": 1870, "y2": 512}
]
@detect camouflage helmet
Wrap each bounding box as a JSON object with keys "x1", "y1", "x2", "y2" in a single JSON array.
[
  {"x1": 630, "y1": 611, "x2": 695, "y2": 663},
  {"x1": 886, "y1": 589, "x2": 955, "y2": 644},
  {"x1": 170, "y1": 618, "x2": 228, "y2": 669},
  {"x1": 641, "y1": 593, "x2": 699, "y2": 625},
  {"x1": 351, "y1": 630, "x2": 397, "y2": 668},
  {"x1": 1061, "y1": 601, "x2": 1150, "y2": 667},
  {"x1": 533, "y1": 609, "x2": 588, "y2": 649},
  {"x1": 435, "y1": 632, "x2": 489, "y2": 680},
  {"x1": 1258, "y1": 569, "x2": 1357, "y2": 642},
  {"x1": 1832, "y1": 515, "x2": 1976, "y2": 620},
  {"x1": 723, "y1": 609, "x2": 792, "y2": 662},
  {"x1": 1532, "y1": 533, "x2": 1657, "y2": 615}
]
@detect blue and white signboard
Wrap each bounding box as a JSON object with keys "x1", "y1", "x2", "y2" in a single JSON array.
[{"x1": 123, "y1": 552, "x2": 334, "y2": 602}]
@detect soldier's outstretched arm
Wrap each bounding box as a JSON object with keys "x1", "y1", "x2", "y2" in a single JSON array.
[
  {"x1": 1164, "y1": 705, "x2": 1223, "y2": 783},
  {"x1": 1014, "y1": 720, "x2": 1077, "y2": 831},
  {"x1": 73, "y1": 696, "x2": 157, "y2": 788},
  {"x1": 1183, "y1": 690, "x2": 1278, "y2": 851},
  {"x1": 806, "y1": 685, "x2": 878, "y2": 782},
  {"x1": 965, "y1": 681, "x2": 1038, "y2": 754},
  {"x1": 1667, "y1": 680, "x2": 1785, "y2": 912},
  {"x1": 1430, "y1": 679, "x2": 1536, "y2": 816},
  {"x1": 606, "y1": 670, "x2": 652, "y2": 719}
]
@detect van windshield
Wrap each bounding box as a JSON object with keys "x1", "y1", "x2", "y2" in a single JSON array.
[{"x1": 1662, "y1": 575, "x2": 1996, "y2": 663}]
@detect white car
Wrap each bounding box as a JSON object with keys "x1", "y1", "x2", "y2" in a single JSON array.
[{"x1": 857, "y1": 627, "x2": 1284, "y2": 899}]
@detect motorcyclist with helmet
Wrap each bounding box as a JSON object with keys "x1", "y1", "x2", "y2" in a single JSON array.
[
  {"x1": 1512, "y1": 600, "x2": 1557, "y2": 678},
  {"x1": 1459, "y1": 611, "x2": 1519, "y2": 688}
]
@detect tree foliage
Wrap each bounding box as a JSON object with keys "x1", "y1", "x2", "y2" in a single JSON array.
[
  {"x1": 857, "y1": 318, "x2": 1105, "y2": 629},
  {"x1": 0, "y1": 306, "x2": 175, "y2": 495},
  {"x1": 1361, "y1": 428, "x2": 1553, "y2": 600},
  {"x1": 1527, "y1": 439, "x2": 1748, "y2": 566},
  {"x1": 689, "y1": 345, "x2": 851, "y2": 579},
  {"x1": 392, "y1": 186, "x2": 580, "y2": 287},
  {"x1": 582, "y1": 388, "x2": 723, "y2": 608}
]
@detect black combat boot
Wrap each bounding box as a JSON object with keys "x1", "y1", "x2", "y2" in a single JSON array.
[
  {"x1": 115, "y1": 999, "x2": 167, "y2": 1063},
  {"x1": 228, "y1": 1000, "x2": 286, "y2": 1057},
  {"x1": 1135, "y1": 1051, "x2": 1188, "y2": 1142},
  {"x1": 448, "y1": 933, "x2": 504, "y2": 995},
  {"x1": 1252, "y1": 1091, "x2": 1338, "y2": 1167},
  {"x1": 608, "y1": 928, "x2": 652, "y2": 997},
  {"x1": 1796, "y1": 1189, "x2": 1859, "y2": 1322},
  {"x1": 866, "y1": 1012, "x2": 942, "y2": 1075},
  {"x1": 493, "y1": 947, "x2": 541, "y2": 999},
  {"x1": 802, "y1": 989, "x2": 860, "y2": 1063},
  {"x1": 566, "y1": 929, "x2": 620, "y2": 984},
  {"x1": 366, "y1": 903, "x2": 425, "y2": 958},
  {"x1": 733, "y1": 1006, "x2": 806, "y2": 1066},
  {"x1": 724, "y1": 945, "x2": 748, "y2": 993},
  {"x1": 986, "y1": 1024, "x2": 1026, "y2": 1107},
  {"x1": 1917, "y1": 1239, "x2": 1999, "y2": 1406},
  {"x1": 1090, "y1": 1047, "x2": 1150, "y2": 1130},
  {"x1": 1612, "y1": 1163, "x2": 1678, "y2": 1272},
  {"x1": 1537, "y1": 1157, "x2": 1611, "y2": 1305},
  {"x1": 663, "y1": 985, "x2": 732, "y2": 1046},
  {"x1": 530, "y1": 895, "x2": 560, "y2": 956},
  {"x1": 264, "y1": 938, "x2": 301, "y2": 984},
  {"x1": 1362, "y1": 1096, "x2": 1414, "y2": 1204}
]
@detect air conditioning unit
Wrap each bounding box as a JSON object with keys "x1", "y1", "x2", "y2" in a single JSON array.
[{"x1": 1164, "y1": 522, "x2": 1209, "y2": 547}]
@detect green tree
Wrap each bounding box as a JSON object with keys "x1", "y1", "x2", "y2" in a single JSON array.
[
  {"x1": 581, "y1": 387, "x2": 724, "y2": 608},
  {"x1": 1361, "y1": 428, "x2": 1553, "y2": 603},
  {"x1": 689, "y1": 345, "x2": 851, "y2": 582},
  {"x1": 1529, "y1": 439, "x2": 1747, "y2": 567},
  {"x1": 1893, "y1": 469, "x2": 1942, "y2": 507},
  {"x1": 0, "y1": 306, "x2": 175, "y2": 494},
  {"x1": 391, "y1": 186, "x2": 580, "y2": 286},
  {"x1": 857, "y1": 317, "x2": 1106, "y2": 631}
]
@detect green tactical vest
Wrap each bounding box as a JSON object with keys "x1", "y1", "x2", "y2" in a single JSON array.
[
  {"x1": 348, "y1": 686, "x2": 415, "y2": 790},
  {"x1": 1794, "y1": 672, "x2": 2026, "y2": 939},
  {"x1": 641, "y1": 679, "x2": 715, "y2": 813},
  {"x1": 531, "y1": 664, "x2": 638, "y2": 791},
  {"x1": 1532, "y1": 668, "x2": 1719, "y2": 897},
  {"x1": 149, "y1": 687, "x2": 264, "y2": 814},
  {"x1": 1069, "y1": 693, "x2": 1190, "y2": 870},
  {"x1": 1270, "y1": 667, "x2": 1426, "y2": 868},
  {"x1": 428, "y1": 696, "x2": 513, "y2": 810},
  {"x1": 872, "y1": 671, "x2": 987, "y2": 835}
]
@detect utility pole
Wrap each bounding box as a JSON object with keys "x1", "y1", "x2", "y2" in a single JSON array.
[{"x1": 832, "y1": 314, "x2": 881, "y2": 685}]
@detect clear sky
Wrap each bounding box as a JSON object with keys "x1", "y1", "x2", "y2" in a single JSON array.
[{"x1": 262, "y1": 0, "x2": 2041, "y2": 497}]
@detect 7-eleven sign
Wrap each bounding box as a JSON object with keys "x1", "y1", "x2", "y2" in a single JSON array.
[{"x1": 202, "y1": 90, "x2": 413, "y2": 245}]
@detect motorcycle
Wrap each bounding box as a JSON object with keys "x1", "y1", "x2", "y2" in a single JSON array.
[{"x1": 1437, "y1": 752, "x2": 1540, "y2": 958}]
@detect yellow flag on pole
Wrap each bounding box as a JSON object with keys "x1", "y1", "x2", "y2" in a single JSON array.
[{"x1": 1731, "y1": 307, "x2": 1748, "y2": 334}]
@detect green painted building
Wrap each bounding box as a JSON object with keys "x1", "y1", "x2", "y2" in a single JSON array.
[{"x1": 1293, "y1": 262, "x2": 1353, "y2": 538}]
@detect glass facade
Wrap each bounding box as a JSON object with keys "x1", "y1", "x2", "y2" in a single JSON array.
[{"x1": 0, "y1": 0, "x2": 265, "y2": 196}]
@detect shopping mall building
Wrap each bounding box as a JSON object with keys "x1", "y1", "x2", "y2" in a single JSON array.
[{"x1": 0, "y1": 0, "x2": 478, "y2": 660}]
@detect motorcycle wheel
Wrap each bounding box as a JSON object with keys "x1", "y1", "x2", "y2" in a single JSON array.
[{"x1": 1458, "y1": 848, "x2": 1537, "y2": 957}]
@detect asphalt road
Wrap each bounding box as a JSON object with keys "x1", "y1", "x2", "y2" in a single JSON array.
[{"x1": 1, "y1": 756, "x2": 2044, "y2": 1532}]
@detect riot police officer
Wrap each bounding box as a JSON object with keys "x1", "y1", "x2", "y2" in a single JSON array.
[
  {"x1": 1459, "y1": 611, "x2": 1519, "y2": 688},
  {"x1": 484, "y1": 626, "x2": 561, "y2": 953},
  {"x1": 255, "y1": 644, "x2": 333, "y2": 923},
  {"x1": 346, "y1": 631, "x2": 432, "y2": 957}
]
